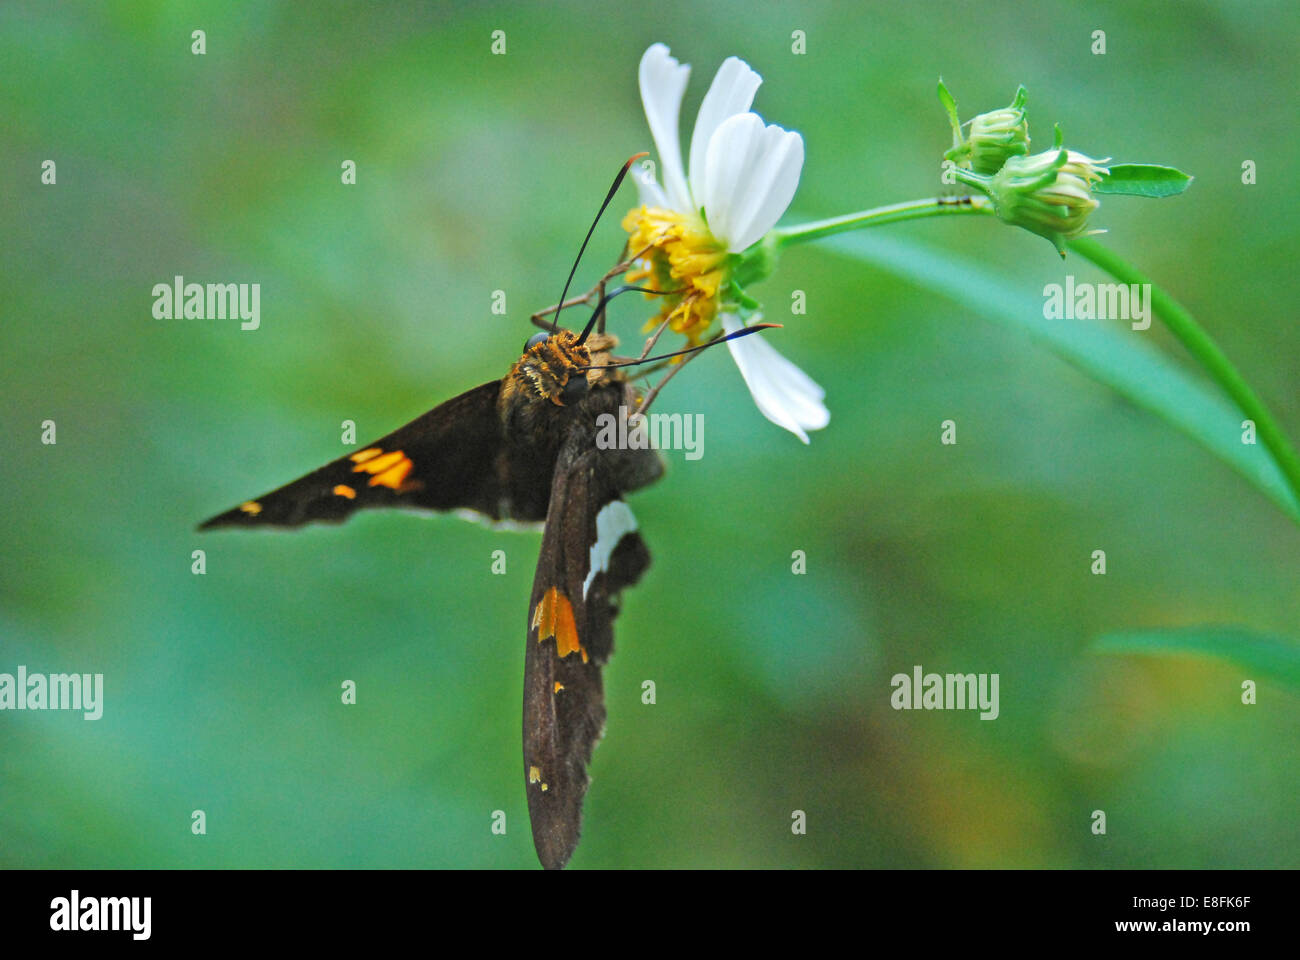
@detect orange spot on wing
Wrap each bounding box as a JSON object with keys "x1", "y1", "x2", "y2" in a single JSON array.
[
  {"x1": 370, "y1": 458, "x2": 413, "y2": 490},
  {"x1": 529, "y1": 765, "x2": 541, "y2": 783},
  {"x1": 239, "y1": 501, "x2": 262, "y2": 516},
  {"x1": 333, "y1": 484, "x2": 356, "y2": 499},
  {"x1": 352, "y1": 449, "x2": 413, "y2": 490},
  {"x1": 554, "y1": 682, "x2": 564, "y2": 694},
  {"x1": 354, "y1": 450, "x2": 403, "y2": 473},
  {"x1": 349, "y1": 448, "x2": 382, "y2": 464},
  {"x1": 532, "y1": 587, "x2": 583, "y2": 659}
]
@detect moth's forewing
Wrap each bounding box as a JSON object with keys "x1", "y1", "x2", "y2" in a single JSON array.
[
  {"x1": 523, "y1": 389, "x2": 657, "y2": 870},
  {"x1": 200, "y1": 381, "x2": 506, "y2": 529}
]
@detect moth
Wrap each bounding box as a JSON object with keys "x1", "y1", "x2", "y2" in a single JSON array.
[
  {"x1": 199, "y1": 157, "x2": 770, "y2": 868},
  {"x1": 203, "y1": 326, "x2": 661, "y2": 869}
]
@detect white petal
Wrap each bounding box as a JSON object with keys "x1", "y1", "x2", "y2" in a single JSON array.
[
  {"x1": 638, "y1": 44, "x2": 692, "y2": 212},
  {"x1": 722, "y1": 314, "x2": 829, "y2": 443},
  {"x1": 688, "y1": 56, "x2": 761, "y2": 203},
  {"x1": 700, "y1": 113, "x2": 804, "y2": 253}
]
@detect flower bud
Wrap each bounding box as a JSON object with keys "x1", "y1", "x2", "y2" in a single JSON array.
[
  {"x1": 966, "y1": 86, "x2": 1030, "y2": 174},
  {"x1": 945, "y1": 85, "x2": 1030, "y2": 175},
  {"x1": 989, "y1": 146, "x2": 1110, "y2": 254}
]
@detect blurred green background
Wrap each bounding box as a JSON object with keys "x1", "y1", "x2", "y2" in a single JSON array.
[{"x1": 3, "y1": 0, "x2": 1297, "y2": 869}]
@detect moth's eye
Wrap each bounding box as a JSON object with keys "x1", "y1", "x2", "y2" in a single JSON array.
[
  {"x1": 524, "y1": 331, "x2": 550, "y2": 350},
  {"x1": 561, "y1": 374, "x2": 589, "y2": 404}
]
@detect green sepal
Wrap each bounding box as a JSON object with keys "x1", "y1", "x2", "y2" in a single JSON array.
[{"x1": 937, "y1": 78, "x2": 962, "y2": 148}]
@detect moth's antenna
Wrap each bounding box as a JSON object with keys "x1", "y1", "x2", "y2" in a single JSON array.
[
  {"x1": 551, "y1": 152, "x2": 648, "y2": 333},
  {"x1": 576, "y1": 283, "x2": 674, "y2": 346},
  {"x1": 576, "y1": 323, "x2": 783, "y2": 371}
]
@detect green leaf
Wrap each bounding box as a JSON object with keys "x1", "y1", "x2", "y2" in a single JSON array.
[
  {"x1": 936, "y1": 78, "x2": 961, "y2": 141},
  {"x1": 1069, "y1": 236, "x2": 1300, "y2": 519},
  {"x1": 1095, "y1": 163, "x2": 1193, "y2": 198},
  {"x1": 1092, "y1": 627, "x2": 1300, "y2": 691},
  {"x1": 819, "y1": 230, "x2": 1300, "y2": 522}
]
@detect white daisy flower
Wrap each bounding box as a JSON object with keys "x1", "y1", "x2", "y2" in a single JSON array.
[{"x1": 623, "y1": 43, "x2": 829, "y2": 443}]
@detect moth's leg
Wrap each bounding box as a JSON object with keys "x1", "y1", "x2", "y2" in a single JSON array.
[
  {"x1": 530, "y1": 293, "x2": 596, "y2": 332},
  {"x1": 634, "y1": 343, "x2": 710, "y2": 416},
  {"x1": 529, "y1": 244, "x2": 656, "y2": 333},
  {"x1": 600, "y1": 316, "x2": 671, "y2": 366},
  {"x1": 633, "y1": 315, "x2": 674, "y2": 360},
  {"x1": 599, "y1": 242, "x2": 653, "y2": 285},
  {"x1": 595, "y1": 277, "x2": 607, "y2": 334},
  {"x1": 528, "y1": 243, "x2": 661, "y2": 334},
  {"x1": 612, "y1": 312, "x2": 708, "y2": 371}
]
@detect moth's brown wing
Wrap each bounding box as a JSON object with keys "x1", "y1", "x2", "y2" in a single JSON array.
[
  {"x1": 523, "y1": 430, "x2": 651, "y2": 870},
  {"x1": 200, "y1": 381, "x2": 506, "y2": 529}
]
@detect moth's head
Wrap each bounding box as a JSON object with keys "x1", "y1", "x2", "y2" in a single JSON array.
[{"x1": 512, "y1": 329, "x2": 607, "y2": 407}]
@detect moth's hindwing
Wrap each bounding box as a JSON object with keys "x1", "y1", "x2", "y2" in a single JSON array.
[
  {"x1": 523, "y1": 425, "x2": 651, "y2": 870},
  {"x1": 199, "y1": 381, "x2": 506, "y2": 529}
]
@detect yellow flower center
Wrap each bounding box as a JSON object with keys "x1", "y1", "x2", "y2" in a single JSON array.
[{"x1": 621, "y1": 206, "x2": 730, "y2": 344}]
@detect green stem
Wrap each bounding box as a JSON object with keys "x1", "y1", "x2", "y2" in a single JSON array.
[
  {"x1": 1068, "y1": 235, "x2": 1300, "y2": 515},
  {"x1": 772, "y1": 196, "x2": 993, "y2": 247},
  {"x1": 770, "y1": 195, "x2": 1300, "y2": 522}
]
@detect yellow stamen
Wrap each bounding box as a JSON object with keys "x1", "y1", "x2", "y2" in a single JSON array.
[{"x1": 622, "y1": 205, "x2": 729, "y2": 344}]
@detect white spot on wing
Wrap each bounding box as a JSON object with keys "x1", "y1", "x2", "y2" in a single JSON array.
[
  {"x1": 583, "y1": 501, "x2": 637, "y2": 601},
  {"x1": 453, "y1": 508, "x2": 544, "y2": 533}
]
